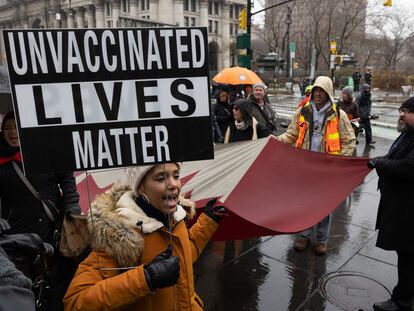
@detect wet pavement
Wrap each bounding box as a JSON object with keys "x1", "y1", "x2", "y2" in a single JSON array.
[{"x1": 194, "y1": 133, "x2": 398, "y2": 310}]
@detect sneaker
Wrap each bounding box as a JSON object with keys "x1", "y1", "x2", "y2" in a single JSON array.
[
  {"x1": 314, "y1": 242, "x2": 328, "y2": 255},
  {"x1": 368, "y1": 141, "x2": 376, "y2": 145},
  {"x1": 294, "y1": 238, "x2": 310, "y2": 252},
  {"x1": 373, "y1": 299, "x2": 401, "y2": 311}
]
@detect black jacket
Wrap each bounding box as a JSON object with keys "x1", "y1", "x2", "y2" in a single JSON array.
[
  {"x1": 214, "y1": 101, "x2": 232, "y2": 137},
  {"x1": 374, "y1": 130, "x2": 414, "y2": 254},
  {"x1": 247, "y1": 94, "x2": 277, "y2": 133},
  {"x1": 0, "y1": 156, "x2": 79, "y2": 244}
]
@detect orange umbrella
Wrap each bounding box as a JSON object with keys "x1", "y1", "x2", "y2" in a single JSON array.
[{"x1": 212, "y1": 66, "x2": 263, "y2": 85}]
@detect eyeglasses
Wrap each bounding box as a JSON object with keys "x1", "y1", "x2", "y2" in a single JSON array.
[{"x1": 399, "y1": 108, "x2": 413, "y2": 114}]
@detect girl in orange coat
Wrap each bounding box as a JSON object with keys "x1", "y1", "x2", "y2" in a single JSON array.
[{"x1": 64, "y1": 163, "x2": 225, "y2": 310}]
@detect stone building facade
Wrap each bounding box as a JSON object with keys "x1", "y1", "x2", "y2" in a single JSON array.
[{"x1": 0, "y1": 0, "x2": 246, "y2": 73}]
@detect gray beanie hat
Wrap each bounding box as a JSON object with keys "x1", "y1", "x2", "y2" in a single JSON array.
[
  {"x1": 341, "y1": 86, "x2": 354, "y2": 97},
  {"x1": 253, "y1": 83, "x2": 266, "y2": 91},
  {"x1": 127, "y1": 163, "x2": 181, "y2": 196}
]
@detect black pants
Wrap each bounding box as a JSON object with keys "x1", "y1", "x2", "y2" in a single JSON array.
[
  {"x1": 360, "y1": 118, "x2": 372, "y2": 143},
  {"x1": 392, "y1": 252, "x2": 414, "y2": 309},
  {"x1": 42, "y1": 256, "x2": 77, "y2": 311}
]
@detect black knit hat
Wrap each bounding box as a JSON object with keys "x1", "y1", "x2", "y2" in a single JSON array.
[{"x1": 400, "y1": 96, "x2": 414, "y2": 112}]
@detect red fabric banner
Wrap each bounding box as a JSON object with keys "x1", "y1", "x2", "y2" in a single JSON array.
[{"x1": 76, "y1": 137, "x2": 371, "y2": 241}]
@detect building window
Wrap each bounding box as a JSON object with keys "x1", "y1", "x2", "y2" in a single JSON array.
[
  {"x1": 214, "y1": 21, "x2": 218, "y2": 34},
  {"x1": 184, "y1": 16, "x2": 189, "y2": 26},
  {"x1": 208, "y1": 20, "x2": 213, "y2": 33},
  {"x1": 191, "y1": 0, "x2": 196, "y2": 12},
  {"x1": 141, "y1": 0, "x2": 149, "y2": 10},
  {"x1": 122, "y1": 0, "x2": 131, "y2": 13},
  {"x1": 235, "y1": 6, "x2": 239, "y2": 19},
  {"x1": 230, "y1": 23, "x2": 233, "y2": 35},
  {"x1": 214, "y1": 2, "x2": 219, "y2": 16},
  {"x1": 191, "y1": 17, "x2": 196, "y2": 26},
  {"x1": 230, "y1": 5, "x2": 234, "y2": 19},
  {"x1": 208, "y1": 1, "x2": 212, "y2": 15},
  {"x1": 105, "y1": 2, "x2": 112, "y2": 16},
  {"x1": 235, "y1": 24, "x2": 238, "y2": 34},
  {"x1": 107, "y1": 20, "x2": 112, "y2": 27}
]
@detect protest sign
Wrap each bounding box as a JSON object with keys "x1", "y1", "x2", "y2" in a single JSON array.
[{"x1": 3, "y1": 28, "x2": 212, "y2": 174}]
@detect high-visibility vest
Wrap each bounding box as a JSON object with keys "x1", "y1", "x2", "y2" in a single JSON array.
[{"x1": 295, "y1": 104, "x2": 341, "y2": 154}]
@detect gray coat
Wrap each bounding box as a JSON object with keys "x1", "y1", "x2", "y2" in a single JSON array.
[{"x1": 355, "y1": 84, "x2": 371, "y2": 119}]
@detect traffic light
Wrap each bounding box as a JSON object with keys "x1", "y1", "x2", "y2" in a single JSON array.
[
  {"x1": 329, "y1": 40, "x2": 337, "y2": 54},
  {"x1": 239, "y1": 8, "x2": 247, "y2": 30},
  {"x1": 383, "y1": 0, "x2": 392, "y2": 6}
]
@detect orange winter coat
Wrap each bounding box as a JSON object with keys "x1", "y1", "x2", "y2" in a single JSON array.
[{"x1": 63, "y1": 184, "x2": 218, "y2": 311}]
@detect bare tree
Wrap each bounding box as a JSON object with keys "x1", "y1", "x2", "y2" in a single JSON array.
[{"x1": 369, "y1": 8, "x2": 414, "y2": 71}]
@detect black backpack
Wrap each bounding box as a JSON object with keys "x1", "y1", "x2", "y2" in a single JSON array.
[{"x1": 0, "y1": 219, "x2": 53, "y2": 309}]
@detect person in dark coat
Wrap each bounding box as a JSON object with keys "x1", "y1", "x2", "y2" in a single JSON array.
[
  {"x1": 338, "y1": 86, "x2": 361, "y2": 143},
  {"x1": 214, "y1": 90, "x2": 232, "y2": 138},
  {"x1": 352, "y1": 68, "x2": 362, "y2": 92},
  {"x1": 364, "y1": 68, "x2": 372, "y2": 85},
  {"x1": 247, "y1": 83, "x2": 277, "y2": 134},
  {"x1": 356, "y1": 84, "x2": 375, "y2": 145},
  {"x1": 224, "y1": 99, "x2": 271, "y2": 143},
  {"x1": 368, "y1": 97, "x2": 414, "y2": 311},
  {"x1": 0, "y1": 111, "x2": 81, "y2": 311}
]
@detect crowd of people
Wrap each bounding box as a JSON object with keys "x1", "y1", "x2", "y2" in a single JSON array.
[{"x1": 0, "y1": 71, "x2": 413, "y2": 310}]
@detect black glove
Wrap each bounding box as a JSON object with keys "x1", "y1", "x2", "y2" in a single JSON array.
[
  {"x1": 367, "y1": 156, "x2": 383, "y2": 169},
  {"x1": 0, "y1": 218, "x2": 11, "y2": 234},
  {"x1": 144, "y1": 245, "x2": 180, "y2": 292},
  {"x1": 64, "y1": 204, "x2": 82, "y2": 219},
  {"x1": 203, "y1": 198, "x2": 228, "y2": 223}
]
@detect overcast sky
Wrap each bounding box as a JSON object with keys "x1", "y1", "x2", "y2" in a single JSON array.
[{"x1": 252, "y1": 0, "x2": 414, "y2": 25}]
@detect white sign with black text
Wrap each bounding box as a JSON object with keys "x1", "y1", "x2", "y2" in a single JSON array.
[{"x1": 3, "y1": 28, "x2": 212, "y2": 174}]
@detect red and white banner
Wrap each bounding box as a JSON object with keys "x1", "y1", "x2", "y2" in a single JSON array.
[{"x1": 76, "y1": 136, "x2": 371, "y2": 240}]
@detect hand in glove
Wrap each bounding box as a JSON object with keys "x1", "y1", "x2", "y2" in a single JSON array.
[
  {"x1": 0, "y1": 218, "x2": 11, "y2": 234},
  {"x1": 64, "y1": 204, "x2": 82, "y2": 220},
  {"x1": 203, "y1": 198, "x2": 228, "y2": 223},
  {"x1": 144, "y1": 245, "x2": 180, "y2": 292},
  {"x1": 367, "y1": 156, "x2": 384, "y2": 169}
]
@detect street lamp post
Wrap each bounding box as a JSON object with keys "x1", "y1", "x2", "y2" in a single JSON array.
[{"x1": 246, "y1": 0, "x2": 295, "y2": 70}]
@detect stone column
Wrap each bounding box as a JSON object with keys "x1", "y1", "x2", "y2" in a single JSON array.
[
  {"x1": 76, "y1": 7, "x2": 85, "y2": 28},
  {"x1": 61, "y1": 12, "x2": 68, "y2": 28},
  {"x1": 86, "y1": 5, "x2": 95, "y2": 28},
  {"x1": 149, "y1": 0, "x2": 158, "y2": 20},
  {"x1": 174, "y1": 0, "x2": 184, "y2": 26},
  {"x1": 112, "y1": 0, "x2": 120, "y2": 27},
  {"x1": 19, "y1": 3, "x2": 29, "y2": 28},
  {"x1": 131, "y1": 0, "x2": 138, "y2": 17},
  {"x1": 221, "y1": 2, "x2": 230, "y2": 68},
  {"x1": 67, "y1": 9, "x2": 75, "y2": 28},
  {"x1": 199, "y1": 0, "x2": 208, "y2": 27},
  {"x1": 158, "y1": 0, "x2": 173, "y2": 24},
  {"x1": 95, "y1": 0, "x2": 105, "y2": 28}
]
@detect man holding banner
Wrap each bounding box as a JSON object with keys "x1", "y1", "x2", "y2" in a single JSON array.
[
  {"x1": 276, "y1": 76, "x2": 356, "y2": 255},
  {"x1": 369, "y1": 97, "x2": 414, "y2": 311}
]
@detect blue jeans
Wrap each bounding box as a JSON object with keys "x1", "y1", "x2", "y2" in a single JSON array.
[{"x1": 300, "y1": 214, "x2": 332, "y2": 244}]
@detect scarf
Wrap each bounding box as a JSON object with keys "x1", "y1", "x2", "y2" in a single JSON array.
[
  {"x1": 235, "y1": 120, "x2": 248, "y2": 130},
  {"x1": 135, "y1": 196, "x2": 173, "y2": 229},
  {"x1": 0, "y1": 145, "x2": 21, "y2": 164}
]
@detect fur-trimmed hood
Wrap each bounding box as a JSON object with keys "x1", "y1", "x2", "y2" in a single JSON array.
[{"x1": 88, "y1": 182, "x2": 196, "y2": 267}]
